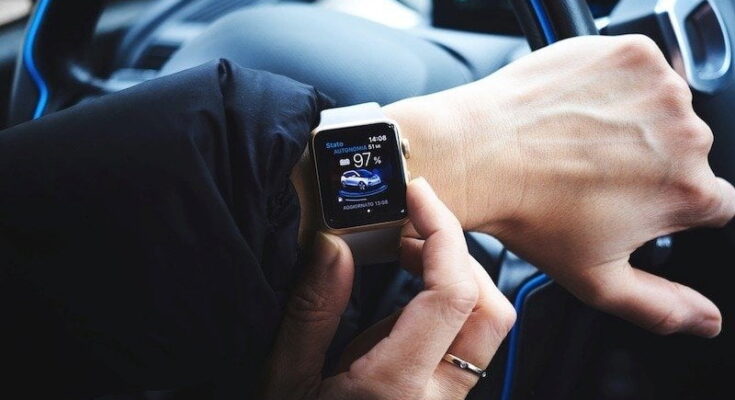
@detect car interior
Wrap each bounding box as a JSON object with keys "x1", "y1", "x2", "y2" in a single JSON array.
[{"x1": 1, "y1": 0, "x2": 733, "y2": 399}]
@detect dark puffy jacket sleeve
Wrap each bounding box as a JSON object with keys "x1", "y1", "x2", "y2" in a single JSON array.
[{"x1": 0, "y1": 59, "x2": 332, "y2": 398}]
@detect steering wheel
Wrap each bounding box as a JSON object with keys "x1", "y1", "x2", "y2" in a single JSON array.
[
  {"x1": 8, "y1": 0, "x2": 477, "y2": 123},
  {"x1": 8, "y1": 0, "x2": 106, "y2": 125}
]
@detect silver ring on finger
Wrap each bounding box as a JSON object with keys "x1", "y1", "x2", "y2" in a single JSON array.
[{"x1": 442, "y1": 353, "x2": 487, "y2": 378}]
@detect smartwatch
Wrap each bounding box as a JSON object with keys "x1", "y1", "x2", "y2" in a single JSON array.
[{"x1": 310, "y1": 102, "x2": 411, "y2": 265}]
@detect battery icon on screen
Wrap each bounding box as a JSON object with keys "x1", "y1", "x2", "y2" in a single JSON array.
[{"x1": 339, "y1": 158, "x2": 350, "y2": 166}]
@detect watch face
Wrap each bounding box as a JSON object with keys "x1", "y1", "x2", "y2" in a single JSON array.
[{"x1": 312, "y1": 122, "x2": 408, "y2": 230}]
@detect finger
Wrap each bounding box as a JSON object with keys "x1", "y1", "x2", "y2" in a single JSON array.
[
  {"x1": 436, "y1": 257, "x2": 516, "y2": 392},
  {"x1": 685, "y1": 177, "x2": 735, "y2": 229},
  {"x1": 401, "y1": 220, "x2": 421, "y2": 239},
  {"x1": 337, "y1": 310, "x2": 402, "y2": 373},
  {"x1": 580, "y1": 263, "x2": 721, "y2": 338},
  {"x1": 265, "y1": 232, "x2": 354, "y2": 397},
  {"x1": 400, "y1": 238, "x2": 511, "y2": 385},
  {"x1": 399, "y1": 236, "x2": 424, "y2": 274},
  {"x1": 408, "y1": 178, "x2": 471, "y2": 292},
  {"x1": 351, "y1": 178, "x2": 478, "y2": 386},
  {"x1": 708, "y1": 177, "x2": 735, "y2": 227}
]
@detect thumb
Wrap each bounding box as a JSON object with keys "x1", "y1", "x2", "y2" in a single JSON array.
[
  {"x1": 265, "y1": 232, "x2": 354, "y2": 399},
  {"x1": 580, "y1": 263, "x2": 721, "y2": 338}
]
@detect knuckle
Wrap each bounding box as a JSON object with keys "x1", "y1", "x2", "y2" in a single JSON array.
[
  {"x1": 673, "y1": 76, "x2": 693, "y2": 101},
  {"x1": 439, "y1": 280, "x2": 480, "y2": 317},
  {"x1": 617, "y1": 35, "x2": 661, "y2": 65},
  {"x1": 497, "y1": 300, "x2": 518, "y2": 335},
  {"x1": 649, "y1": 307, "x2": 686, "y2": 335},
  {"x1": 651, "y1": 78, "x2": 692, "y2": 124},
  {"x1": 286, "y1": 285, "x2": 335, "y2": 323},
  {"x1": 677, "y1": 178, "x2": 719, "y2": 212},
  {"x1": 659, "y1": 75, "x2": 693, "y2": 107},
  {"x1": 482, "y1": 298, "x2": 517, "y2": 337},
  {"x1": 664, "y1": 70, "x2": 691, "y2": 92},
  {"x1": 472, "y1": 299, "x2": 516, "y2": 346},
  {"x1": 675, "y1": 119, "x2": 713, "y2": 152}
]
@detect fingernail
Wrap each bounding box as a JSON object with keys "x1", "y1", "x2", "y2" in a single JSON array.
[{"x1": 691, "y1": 316, "x2": 722, "y2": 338}]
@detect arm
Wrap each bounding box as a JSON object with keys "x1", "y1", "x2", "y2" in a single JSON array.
[
  {"x1": 293, "y1": 35, "x2": 735, "y2": 338},
  {"x1": 0, "y1": 59, "x2": 330, "y2": 397},
  {"x1": 267, "y1": 179, "x2": 515, "y2": 400}
]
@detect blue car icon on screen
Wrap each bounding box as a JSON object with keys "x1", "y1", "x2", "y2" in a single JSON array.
[{"x1": 341, "y1": 169, "x2": 382, "y2": 191}]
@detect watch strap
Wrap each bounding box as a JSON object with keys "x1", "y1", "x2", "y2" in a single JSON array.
[
  {"x1": 317, "y1": 102, "x2": 384, "y2": 128},
  {"x1": 341, "y1": 226, "x2": 402, "y2": 266}
]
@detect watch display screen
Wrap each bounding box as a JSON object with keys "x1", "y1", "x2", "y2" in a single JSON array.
[{"x1": 312, "y1": 123, "x2": 408, "y2": 230}]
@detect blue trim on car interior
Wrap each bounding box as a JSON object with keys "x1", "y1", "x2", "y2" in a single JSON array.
[
  {"x1": 23, "y1": 0, "x2": 52, "y2": 120},
  {"x1": 530, "y1": 0, "x2": 557, "y2": 45},
  {"x1": 500, "y1": 273, "x2": 552, "y2": 400}
]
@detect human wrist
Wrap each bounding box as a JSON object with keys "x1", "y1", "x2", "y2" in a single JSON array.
[
  {"x1": 383, "y1": 97, "x2": 468, "y2": 222},
  {"x1": 383, "y1": 86, "x2": 521, "y2": 235}
]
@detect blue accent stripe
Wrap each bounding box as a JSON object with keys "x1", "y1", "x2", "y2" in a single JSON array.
[
  {"x1": 23, "y1": 0, "x2": 52, "y2": 120},
  {"x1": 500, "y1": 273, "x2": 552, "y2": 400},
  {"x1": 530, "y1": 0, "x2": 557, "y2": 45}
]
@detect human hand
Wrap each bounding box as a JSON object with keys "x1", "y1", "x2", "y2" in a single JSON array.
[
  {"x1": 385, "y1": 35, "x2": 735, "y2": 338},
  {"x1": 264, "y1": 178, "x2": 515, "y2": 400}
]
